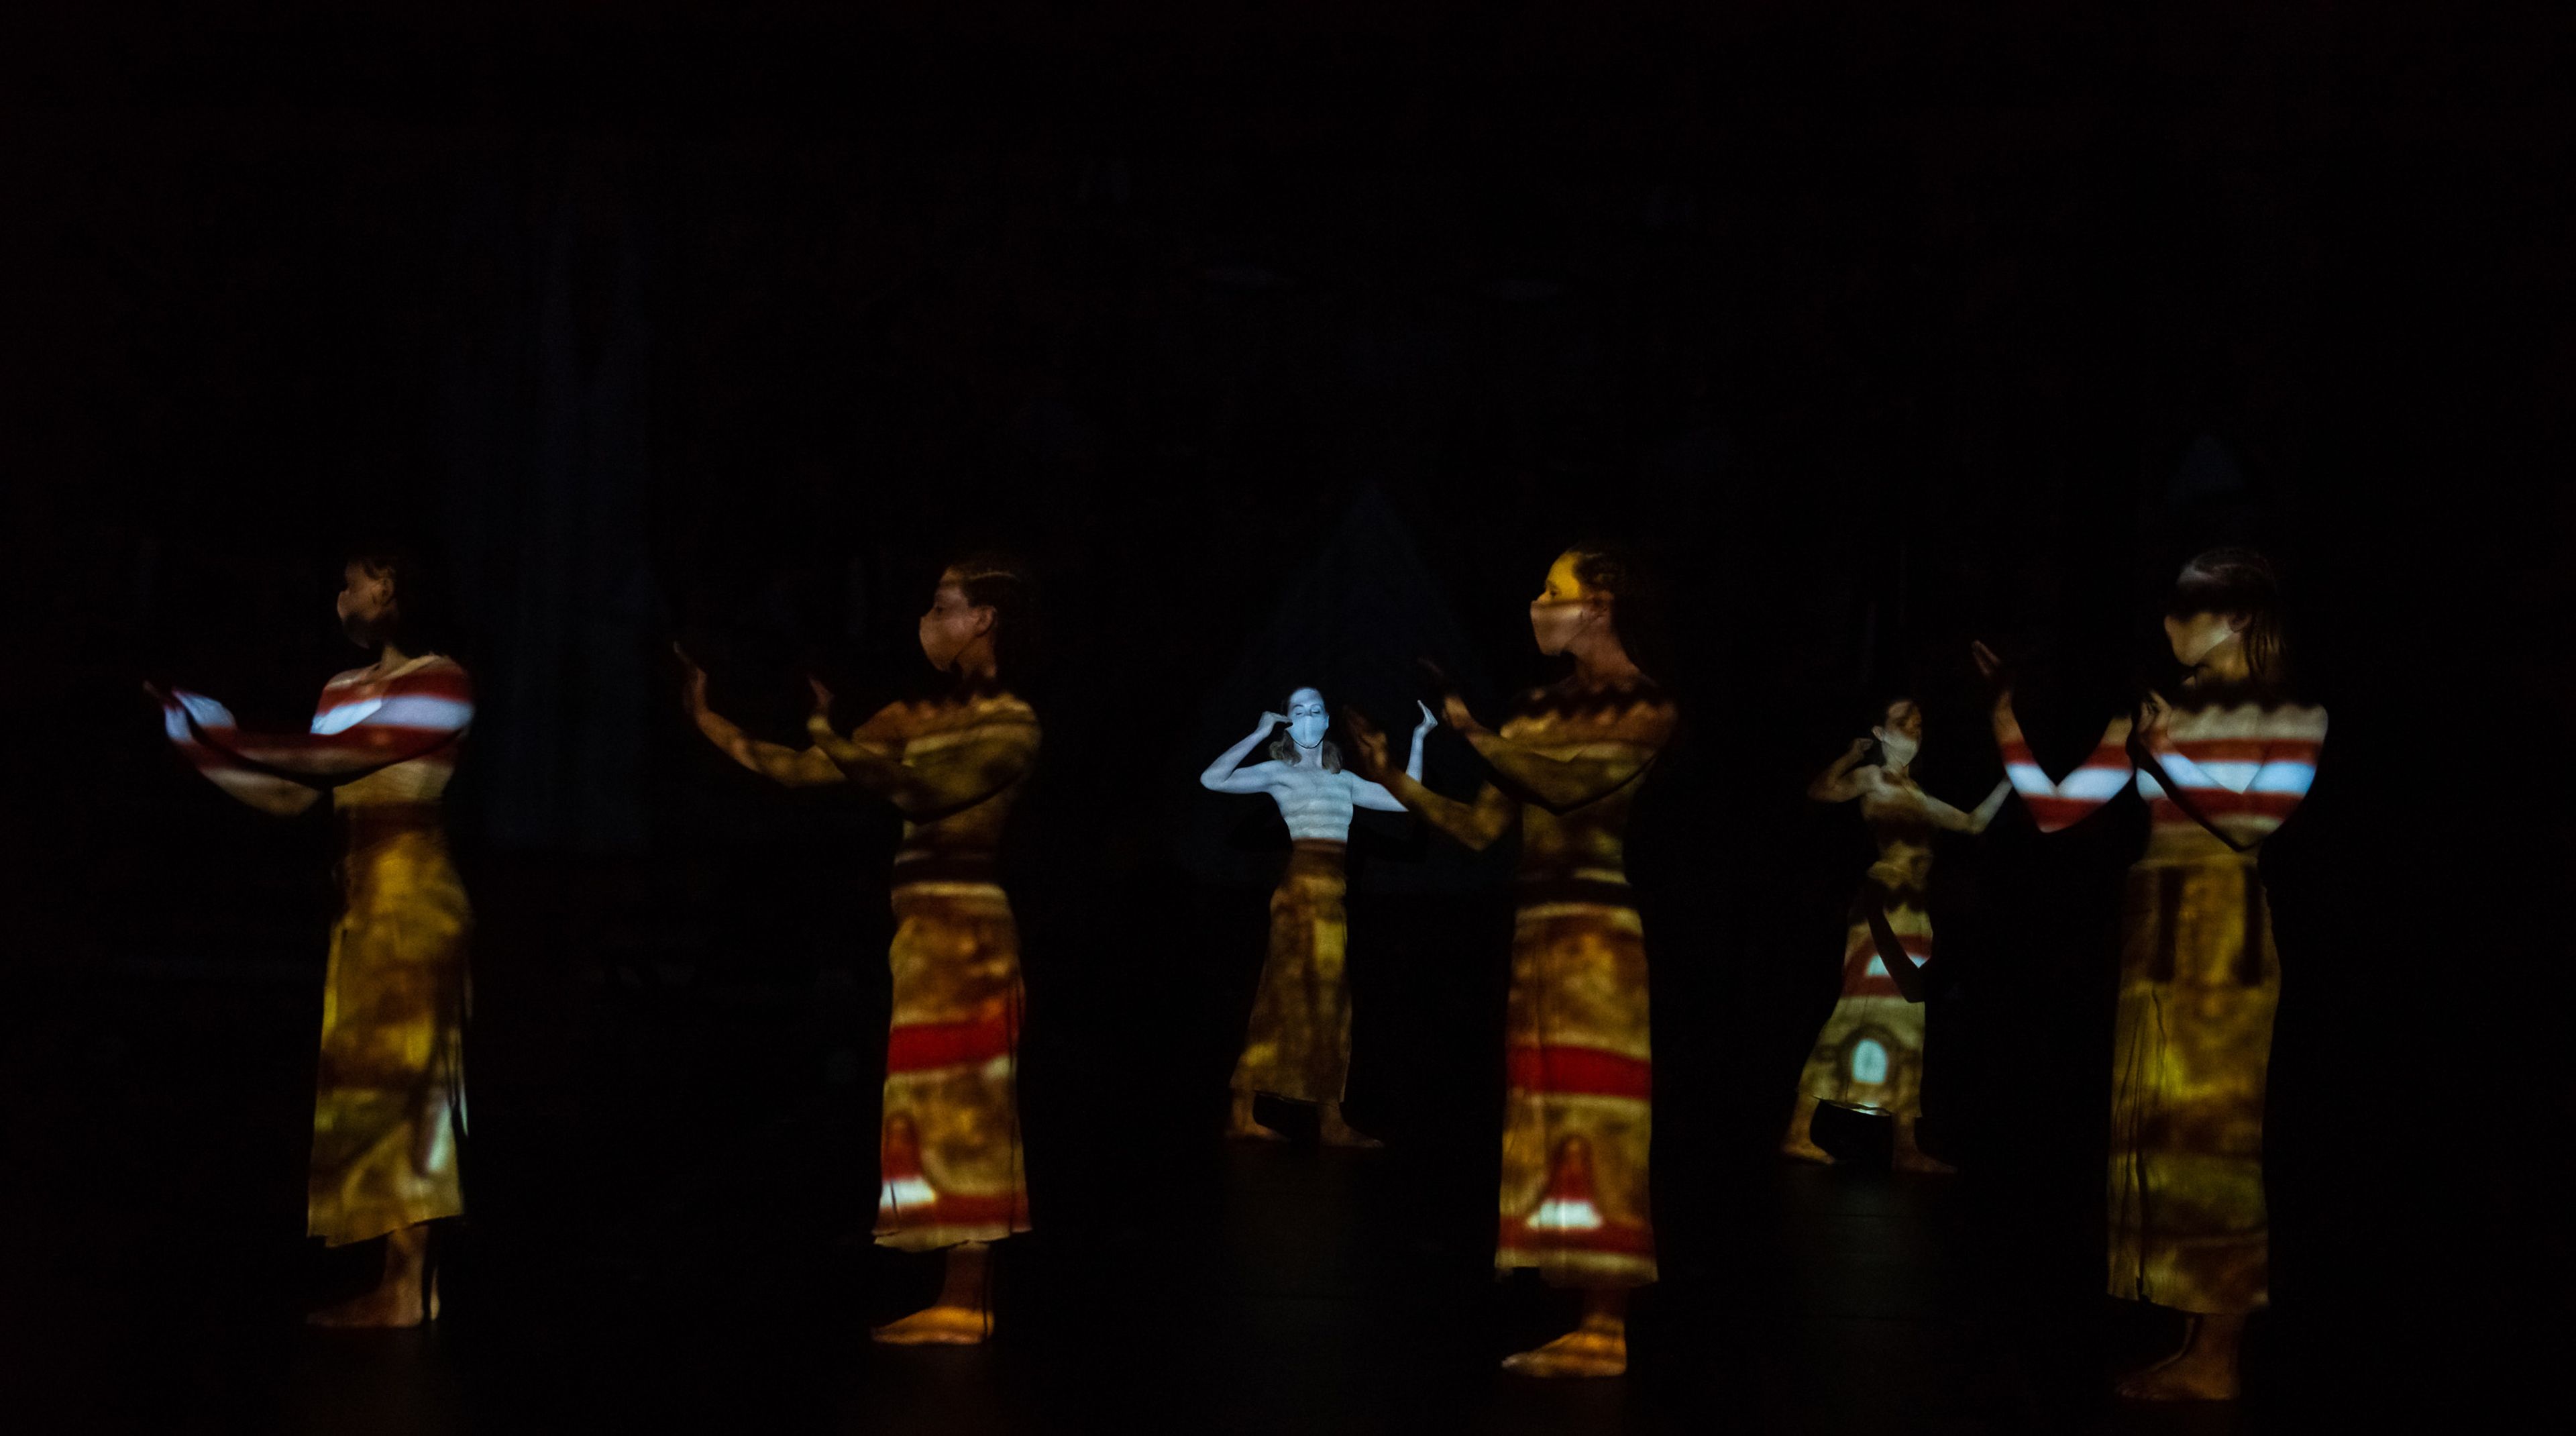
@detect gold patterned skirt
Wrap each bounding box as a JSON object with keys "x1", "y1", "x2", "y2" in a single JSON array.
[
  {"x1": 1495, "y1": 882, "x2": 1655, "y2": 1288},
  {"x1": 874, "y1": 874, "x2": 1032, "y2": 1251},
  {"x1": 2106, "y1": 845, "x2": 2279, "y2": 1314},
  {"x1": 1230, "y1": 840, "x2": 1352, "y2": 1105},
  {"x1": 309, "y1": 808, "x2": 470, "y2": 1246},
  {"x1": 1798, "y1": 867, "x2": 1933, "y2": 1118}
]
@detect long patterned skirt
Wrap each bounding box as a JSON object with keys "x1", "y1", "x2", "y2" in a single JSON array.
[
  {"x1": 2106, "y1": 848, "x2": 2279, "y2": 1314},
  {"x1": 309, "y1": 811, "x2": 470, "y2": 1246},
  {"x1": 1495, "y1": 888, "x2": 1655, "y2": 1288},
  {"x1": 875, "y1": 879, "x2": 1033, "y2": 1251},
  {"x1": 1798, "y1": 868, "x2": 1931, "y2": 1119},
  {"x1": 1230, "y1": 840, "x2": 1352, "y2": 1105}
]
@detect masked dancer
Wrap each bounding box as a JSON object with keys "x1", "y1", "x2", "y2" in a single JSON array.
[
  {"x1": 1974, "y1": 550, "x2": 2324, "y2": 1400},
  {"x1": 1200, "y1": 690, "x2": 1436, "y2": 1146},
  {"x1": 1782, "y1": 698, "x2": 2008, "y2": 1172},
  {"x1": 151, "y1": 549, "x2": 474, "y2": 1327},
  {"x1": 1344, "y1": 544, "x2": 1675, "y2": 1378},
  {"x1": 680, "y1": 555, "x2": 1039, "y2": 1345}
]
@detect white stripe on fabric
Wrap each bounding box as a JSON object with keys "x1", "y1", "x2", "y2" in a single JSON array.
[
  {"x1": 2250, "y1": 763, "x2": 2316, "y2": 795},
  {"x1": 368, "y1": 695, "x2": 474, "y2": 730},
  {"x1": 310, "y1": 698, "x2": 382, "y2": 735}
]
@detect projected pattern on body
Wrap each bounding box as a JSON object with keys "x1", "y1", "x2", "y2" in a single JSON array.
[
  {"x1": 1979, "y1": 549, "x2": 2323, "y2": 1401},
  {"x1": 162, "y1": 659, "x2": 475, "y2": 1248},
  {"x1": 1346, "y1": 546, "x2": 1674, "y2": 1378},
  {"x1": 1201, "y1": 690, "x2": 1433, "y2": 1145},
  {"x1": 1786, "y1": 700, "x2": 2007, "y2": 1170},
  {"x1": 681, "y1": 558, "x2": 1038, "y2": 1344}
]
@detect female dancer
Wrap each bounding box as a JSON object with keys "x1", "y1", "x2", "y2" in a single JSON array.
[
  {"x1": 1975, "y1": 550, "x2": 2324, "y2": 1400},
  {"x1": 1199, "y1": 688, "x2": 1436, "y2": 1146},
  {"x1": 678, "y1": 556, "x2": 1040, "y2": 1345},
  {"x1": 150, "y1": 550, "x2": 474, "y2": 1327},
  {"x1": 1344, "y1": 544, "x2": 1676, "y2": 1378},
  {"x1": 1782, "y1": 698, "x2": 2008, "y2": 1172}
]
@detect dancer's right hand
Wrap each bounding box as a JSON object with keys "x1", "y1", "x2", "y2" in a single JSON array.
[
  {"x1": 673, "y1": 643, "x2": 710, "y2": 716},
  {"x1": 1258, "y1": 711, "x2": 1287, "y2": 732}
]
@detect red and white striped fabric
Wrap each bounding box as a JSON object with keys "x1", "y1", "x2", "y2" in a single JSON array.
[
  {"x1": 162, "y1": 656, "x2": 474, "y2": 798},
  {"x1": 2002, "y1": 698, "x2": 2325, "y2": 849}
]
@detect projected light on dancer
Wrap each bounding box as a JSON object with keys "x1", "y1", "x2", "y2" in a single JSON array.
[
  {"x1": 148, "y1": 550, "x2": 473, "y2": 1328},
  {"x1": 1200, "y1": 688, "x2": 1436, "y2": 1146},
  {"x1": 1781, "y1": 697, "x2": 2008, "y2": 1172},
  {"x1": 1976, "y1": 548, "x2": 2324, "y2": 1402},
  {"x1": 1344, "y1": 544, "x2": 1674, "y2": 1379},
  {"x1": 679, "y1": 554, "x2": 1040, "y2": 1345}
]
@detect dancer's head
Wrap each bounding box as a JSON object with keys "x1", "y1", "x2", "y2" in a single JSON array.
[
  {"x1": 1529, "y1": 541, "x2": 1663, "y2": 678},
  {"x1": 2163, "y1": 548, "x2": 2284, "y2": 680},
  {"x1": 1872, "y1": 696, "x2": 1924, "y2": 769},
  {"x1": 1269, "y1": 686, "x2": 1342, "y2": 770},
  {"x1": 920, "y1": 552, "x2": 1036, "y2": 678},
  {"x1": 337, "y1": 544, "x2": 439, "y2": 652}
]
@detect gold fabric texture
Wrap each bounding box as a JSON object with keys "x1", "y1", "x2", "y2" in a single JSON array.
[
  {"x1": 1230, "y1": 839, "x2": 1353, "y2": 1105},
  {"x1": 2106, "y1": 842, "x2": 2279, "y2": 1314},
  {"x1": 307, "y1": 808, "x2": 469, "y2": 1246}
]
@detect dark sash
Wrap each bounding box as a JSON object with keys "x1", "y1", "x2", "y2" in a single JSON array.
[
  {"x1": 1861, "y1": 887, "x2": 1927, "y2": 1004},
  {"x1": 2125, "y1": 715, "x2": 2259, "y2": 854}
]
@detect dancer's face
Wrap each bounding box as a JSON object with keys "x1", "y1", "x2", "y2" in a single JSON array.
[
  {"x1": 336, "y1": 561, "x2": 397, "y2": 648},
  {"x1": 1286, "y1": 688, "x2": 1329, "y2": 750},
  {"x1": 917, "y1": 569, "x2": 995, "y2": 672},
  {"x1": 2163, "y1": 609, "x2": 2243, "y2": 668},
  {"x1": 1876, "y1": 700, "x2": 1923, "y2": 743},
  {"x1": 1529, "y1": 552, "x2": 1604, "y2": 656}
]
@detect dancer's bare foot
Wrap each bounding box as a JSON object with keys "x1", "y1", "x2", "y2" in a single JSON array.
[
  {"x1": 2114, "y1": 1314, "x2": 2244, "y2": 1401},
  {"x1": 1318, "y1": 1103, "x2": 1383, "y2": 1149},
  {"x1": 1225, "y1": 1090, "x2": 1288, "y2": 1142},
  {"x1": 1501, "y1": 1313, "x2": 1627, "y2": 1378},
  {"x1": 1779, "y1": 1094, "x2": 1835, "y2": 1164},
  {"x1": 1779, "y1": 1132, "x2": 1836, "y2": 1165},
  {"x1": 872, "y1": 1240, "x2": 993, "y2": 1344},
  {"x1": 1890, "y1": 1119, "x2": 1956, "y2": 1174},
  {"x1": 307, "y1": 1225, "x2": 436, "y2": 1328},
  {"x1": 869, "y1": 1303, "x2": 990, "y2": 1345}
]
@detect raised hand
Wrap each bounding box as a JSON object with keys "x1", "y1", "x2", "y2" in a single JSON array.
[
  {"x1": 1257, "y1": 711, "x2": 1288, "y2": 733},
  {"x1": 1339, "y1": 705, "x2": 1393, "y2": 780},
  {"x1": 1849, "y1": 735, "x2": 1876, "y2": 758},
  {"x1": 808, "y1": 675, "x2": 837, "y2": 717},
  {"x1": 1413, "y1": 701, "x2": 1440, "y2": 735},
  {"x1": 674, "y1": 643, "x2": 711, "y2": 717},
  {"x1": 1415, "y1": 659, "x2": 1481, "y2": 734}
]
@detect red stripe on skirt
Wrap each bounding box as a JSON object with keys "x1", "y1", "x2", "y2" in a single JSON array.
[{"x1": 1506, "y1": 1045, "x2": 1652, "y2": 1100}]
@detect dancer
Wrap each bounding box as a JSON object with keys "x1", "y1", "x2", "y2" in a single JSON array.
[
  {"x1": 1199, "y1": 689, "x2": 1437, "y2": 1146},
  {"x1": 1782, "y1": 698, "x2": 2008, "y2": 1172},
  {"x1": 678, "y1": 555, "x2": 1040, "y2": 1345},
  {"x1": 150, "y1": 550, "x2": 474, "y2": 1327},
  {"x1": 1344, "y1": 544, "x2": 1675, "y2": 1378},
  {"x1": 1974, "y1": 550, "x2": 2324, "y2": 1401}
]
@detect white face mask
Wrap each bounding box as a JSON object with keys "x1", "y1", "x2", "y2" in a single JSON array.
[
  {"x1": 1288, "y1": 690, "x2": 1328, "y2": 750},
  {"x1": 1874, "y1": 729, "x2": 1919, "y2": 769}
]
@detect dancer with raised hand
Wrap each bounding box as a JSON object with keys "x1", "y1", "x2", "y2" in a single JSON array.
[
  {"x1": 1974, "y1": 550, "x2": 2325, "y2": 1401},
  {"x1": 1200, "y1": 689, "x2": 1436, "y2": 1147},
  {"x1": 678, "y1": 554, "x2": 1040, "y2": 1345},
  {"x1": 1343, "y1": 544, "x2": 1675, "y2": 1379},
  {"x1": 1782, "y1": 697, "x2": 2009, "y2": 1172},
  {"x1": 149, "y1": 548, "x2": 474, "y2": 1327}
]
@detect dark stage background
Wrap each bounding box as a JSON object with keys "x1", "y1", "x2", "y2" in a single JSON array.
[{"x1": 4, "y1": 4, "x2": 2567, "y2": 1432}]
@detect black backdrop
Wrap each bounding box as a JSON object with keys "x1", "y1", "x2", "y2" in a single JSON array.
[{"x1": 4, "y1": 4, "x2": 2567, "y2": 1431}]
